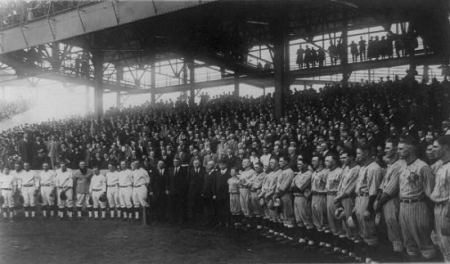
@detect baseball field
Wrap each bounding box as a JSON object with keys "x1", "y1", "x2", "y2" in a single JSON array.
[{"x1": 0, "y1": 219, "x2": 342, "y2": 264}]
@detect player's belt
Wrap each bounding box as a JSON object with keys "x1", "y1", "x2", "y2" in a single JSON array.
[
  {"x1": 400, "y1": 197, "x2": 423, "y2": 204},
  {"x1": 250, "y1": 188, "x2": 260, "y2": 192},
  {"x1": 327, "y1": 191, "x2": 337, "y2": 196},
  {"x1": 357, "y1": 193, "x2": 369, "y2": 197},
  {"x1": 1, "y1": 188, "x2": 12, "y2": 190},
  {"x1": 107, "y1": 185, "x2": 117, "y2": 187},
  {"x1": 239, "y1": 187, "x2": 250, "y2": 189},
  {"x1": 23, "y1": 184, "x2": 34, "y2": 187},
  {"x1": 41, "y1": 184, "x2": 52, "y2": 187},
  {"x1": 294, "y1": 193, "x2": 305, "y2": 197},
  {"x1": 119, "y1": 185, "x2": 131, "y2": 188},
  {"x1": 312, "y1": 193, "x2": 326, "y2": 196},
  {"x1": 133, "y1": 185, "x2": 144, "y2": 188},
  {"x1": 92, "y1": 189, "x2": 102, "y2": 192}
]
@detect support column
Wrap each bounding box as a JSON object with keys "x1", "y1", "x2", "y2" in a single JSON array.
[
  {"x1": 188, "y1": 59, "x2": 195, "y2": 106},
  {"x1": 52, "y1": 42, "x2": 61, "y2": 71},
  {"x1": 263, "y1": 87, "x2": 266, "y2": 96},
  {"x1": 85, "y1": 86, "x2": 90, "y2": 114},
  {"x1": 234, "y1": 73, "x2": 240, "y2": 98},
  {"x1": 341, "y1": 11, "x2": 351, "y2": 87},
  {"x1": 272, "y1": 6, "x2": 289, "y2": 120},
  {"x1": 151, "y1": 60, "x2": 156, "y2": 105},
  {"x1": 92, "y1": 51, "x2": 104, "y2": 120},
  {"x1": 116, "y1": 91, "x2": 121, "y2": 108}
]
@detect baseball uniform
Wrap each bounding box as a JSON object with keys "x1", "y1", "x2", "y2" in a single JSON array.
[
  {"x1": 430, "y1": 160, "x2": 450, "y2": 262},
  {"x1": 118, "y1": 169, "x2": 133, "y2": 218},
  {"x1": 54, "y1": 168, "x2": 74, "y2": 218},
  {"x1": 326, "y1": 167, "x2": 345, "y2": 236},
  {"x1": 238, "y1": 168, "x2": 256, "y2": 217},
  {"x1": 336, "y1": 164, "x2": 360, "y2": 240},
  {"x1": 399, "y1": 159, "x2": 436, "y2": 259},
  {"x1": 0, "y1": 172, "x2": 17, "y2": 219},
  {"x1": 19, "y1": 169, "x2": 40, "y2": 217},
  {"x1": 89, "y1": 172, "x2": 107, "y2": 218},
  {"x1": 38, "y1": 169, "x2": 57, "y2": 217},
  {"x1": 105, "y1": 170, "x2": 120, "y2": 217}
]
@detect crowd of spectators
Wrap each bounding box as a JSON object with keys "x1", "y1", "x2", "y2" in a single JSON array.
[
  {"x1": 296, "y1": 32, "x2": 421, "y2": 69},
  {"x1": 1, "y1": 72, "x2": 450, "y2": 262},
  {"x1": 0, "y1": 98, "x2": 31, "y2": 123},
  {"x1": 0, "y1": 75, "x2": 449, "y2": 171}
]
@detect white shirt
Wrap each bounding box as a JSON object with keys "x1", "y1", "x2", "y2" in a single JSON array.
[
  {"x1": 89, "y1": 173, "x2": 106, "y2": 193},
  {"x1": 132, "y1": 168, "x2": 150, "y2": 186},
  {"x1": 118, "y1": 169, "x2": 133, "y2": 187},
  {"x1": 20, "y1": 170, "x2": 40, "y2": 188},
  {"x1": 105, "y1": 171, "x2": 119, "y2": 186},
  {"x1": 55, "y1": 169, "x2": 73, "y2": 188},
  {"x1": 39, "y1": 170, "x2": 57, "y2": 187},
  {"x1": 0, "y1": 173, "x2": 17, "y2": 190}
]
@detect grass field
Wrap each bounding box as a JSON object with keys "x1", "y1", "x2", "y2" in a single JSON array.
[{"x1": 0, "y1": 219, "x2": 340, "y2": 264}]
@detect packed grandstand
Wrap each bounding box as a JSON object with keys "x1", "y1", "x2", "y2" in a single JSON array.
[{"x1": 0, "y1": 74, "x2": 450, "y2": 263}]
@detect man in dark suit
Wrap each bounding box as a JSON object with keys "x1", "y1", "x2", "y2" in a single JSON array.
[
  {"x1": 166, "y1": 158, "x2": 188, "y2": 224},
  {"x1": 187, "y1": 159, "x2": 204, "y2": 225},
  {"x1": 17, "y1": 133, "x2": 34, "y2": 164},
  {"x1": 224, "y1": 148, "x2": 238, "y2": 169},
  {"x1": 149, "y1": 160, "x2": 168, "y2": 222},
  {"x1": 202, "y1": 160, "x2": 217, "y2": 226},
  {"x1": 214, "y1": 159, "x2": 231, "y2": 227}
]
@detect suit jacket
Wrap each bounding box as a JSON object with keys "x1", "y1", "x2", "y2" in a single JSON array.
[
  {"x1": 224, "y1": 155, "x2": 238, "y2": 169},
  {"x1": 167, "y1": 166, "x2": 188, "y2": 197},
  {"x1": 214, "y1": 169, "x2": 231, "y2": 200},
  {"x1": 150, "y1": 168, "x2": 168, "y2": 196},
  {"x1": 187, "y1": 167, "x2": 205, "y2": 199},
  {"x1": 47, "y1": 140, "x2": 61, "y2": 160},
  {"x1": 202, "y1": 170, "x2": 217, "y2": 199},
  {"x1": 18, "y1": 139, "x2": 33, "y2": 163}
]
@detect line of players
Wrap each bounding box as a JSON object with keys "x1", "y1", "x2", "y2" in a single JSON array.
[
  {"x1": 0, "y1": 160, "x2": 150, "y2": 221},
  {"x1": 232, "y1": 137, "x2": 450, "y2": 263}
]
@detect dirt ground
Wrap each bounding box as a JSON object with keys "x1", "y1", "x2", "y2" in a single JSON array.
[{"x1": 0, "y1": 219, "x2": 341, "y2": 264}]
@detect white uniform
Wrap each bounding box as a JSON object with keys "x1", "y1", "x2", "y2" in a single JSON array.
[
  {"x1": 132, "y1": 168, "x2": 150, "y2": 207},
  {"x1": 39, "y1": 170, "x2": 57, "y2": 206},
  {"x1": 118, "y1": 169, "x2": 133, "y2": 209},
  {"x1": 0, "y1": 173, "x2": 17, "y2": 209},
  {"x1": 89, "y1": 173, "x2": 107, "y2": 209},
  {"x1": 54, "y1": 169, "x2": 74, "y2": 209},
  {"x1": 105, "y1": 171, "x2": 120, "y2": 208},
  {"x1": 19, "y1": 170, "x2": 40, "y2": 207}
]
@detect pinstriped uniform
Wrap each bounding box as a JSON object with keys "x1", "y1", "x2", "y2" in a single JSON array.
[
  {"x1": 311, "y1": 167, "x2": 329, "y2": 231},
  {"x1": 325, "y1": 167, "x2": 345, "y2": 236},
  {"x1": 399, "y1": 158, "x2": 436, "y2": 259},
  {"x1": 260, "y1": 172, "x2": 272, "y2": 219},
  {"x1": 337, "y1": 164, "x2": 360, "y2": 239},
  {"x1": 250, "y1": 172, "x2": 266, "y2": 217},
  {"x1": 379, "y1": 159, "x2": 405, "y2": 252},
  {"x1": 276, "y1": 168, "x2": 295, "y2": 225},
  {"x1": 431, "y1": 160, "x2": 443, "y2": 175},
  {"x1": 355, "y1": 161, "x2": 382, "y2": 246},
  {"x1": 291, "y1": 169, "x2": 313, "y2": 229},
  {"x1": 430, "y1": 160, "x2": 450, "y2": 262},
  {"x1": 238, "y1": 169, "x2": 256, "y2": 217},
  {"x1": 265, "y1": 169, "x2": 282, "y2": 221}
]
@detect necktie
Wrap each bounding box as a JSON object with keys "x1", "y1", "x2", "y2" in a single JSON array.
[{"x1": 160, "y1": 169, "x2": 163, "y2": 175}]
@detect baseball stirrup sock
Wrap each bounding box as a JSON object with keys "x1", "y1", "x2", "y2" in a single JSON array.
[
  {"x1": 101, "y1": 208, "x2": 106, "y2": 219},
  {"x1": 31, "y1": 206, "x2": 36, "y2": 217}
]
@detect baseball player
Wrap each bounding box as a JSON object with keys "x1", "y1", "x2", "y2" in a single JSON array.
[
  {"x1": 11, "y1": 162, "x2": 24, "y2": 216},
  {"x1": 374, "y1": 138, "x2": 405, "y2": 260},
  {"x1": 118, "y1": 161, "x2": 134, "y2": 220},
  {"x1": 324, "y1": 154, "x2": 344, "y2": 253},
  {"x1": 237, "y1": 158, "x2": 256, "y2": 229},
  {"x1": 73, "y1": 161, "x2": 93, "y2": 218},
  {"x1": 19, "y1": 162, "x2": 40, "y2": 219},
  {"x1": 249, "y1": 162, "x2": 266, "y2": 230},
  {"x1": 228, "y1": 167, "x2": 241, "y2": 227},
  {"x1": 274, "y1": 156, "x2": 295, "y2": 243},
  {"x1": 430, "y1": 135, "x2": 450, "y2": 263},
  {"x1": 257, "y1": 163, "x2": 272, "y2": 235},
  {"x1": 89, "y1": 166, "x2": 107, "y2": 219},
  {"x1": 131, "y1": 160, "x2": 150, "y2": 221},
  {"x1": 398, "y1": 138, "x2": 436, "y2": 261},
  {"x1": 334, "y1": 149, "x2": 360, "y2": 259},
  {"x1": 0, "y1": 166, "x2": 17, "y2": 222},
  {"x1": 54, "y1": 161, "x2": 74, "y2": 219},
  {"x1": 105, "y1": 162, "x2": 120, "y2": 219},
  {"x1": 263, "y1": 157, "x2": 282, "y2": 239},
  {"x1": 307, "y1": 154, "x2": 328, "y2": 250},
  {"x1": 354, "y1": 144, "x2": 382, "y2": 263},
  {"x1": 38, "y1": 162, "x2": 57, "y2": 218},
  {"x1": 290, "y1": 157, "x2": 313, "y2": 247}
]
